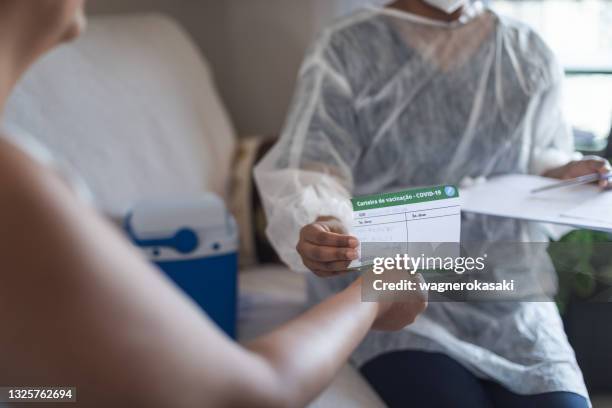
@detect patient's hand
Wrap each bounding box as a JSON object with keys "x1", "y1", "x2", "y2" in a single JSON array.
[
  {"x1": 297, "y1": 216, "x2": 359, "y2": 277},
  {"x1": 372, "y1": 274, "x2": 428, "y2": 331},
  {"x1": 543, "y1": 156, "x2": 611, "y2": 188}
]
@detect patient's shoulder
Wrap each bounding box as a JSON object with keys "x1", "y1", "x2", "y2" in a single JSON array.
[
  {"x1": 0, "y1": 136, "x2": 49, "y2": 200},
  {"x1": 0, "y1": 135, "x2": 75, "y2": 206},
  {"x1": 0, "y1": 141, "x2": 46, "y2": 234},
  {"x1": 0, "y1": 131, "x2": 93, "y2": 203}
]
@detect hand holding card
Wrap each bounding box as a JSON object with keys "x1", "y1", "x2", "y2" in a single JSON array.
[{"x1": 350, "y1": 185, "x2": 461, "y2": 268}]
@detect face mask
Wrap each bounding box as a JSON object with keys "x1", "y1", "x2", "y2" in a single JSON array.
[{"x1": 423, "y1": 0, "x2": 468, "y2": 14}]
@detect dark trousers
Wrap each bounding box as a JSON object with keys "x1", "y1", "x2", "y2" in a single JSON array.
[{"x1": 361, "y1": 351, "x2": 588, "y2": 408}]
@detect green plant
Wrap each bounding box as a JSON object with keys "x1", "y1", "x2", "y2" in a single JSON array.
[{"x1": 549, "y1": 229, "x2": 612, "y2": 314}]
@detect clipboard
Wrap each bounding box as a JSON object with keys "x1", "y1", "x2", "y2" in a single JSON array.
[{"x1": 462, "y1": 175, "x2": 612, "y2": 232}]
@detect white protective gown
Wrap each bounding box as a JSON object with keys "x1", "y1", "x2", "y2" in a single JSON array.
[{"x1": 254, "y1": 3, "x2": 589, "y2": 400}]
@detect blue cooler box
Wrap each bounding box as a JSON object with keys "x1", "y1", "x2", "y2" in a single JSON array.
[{"x1": 125, "y1": 194, "x2": 238, "y2": 338}]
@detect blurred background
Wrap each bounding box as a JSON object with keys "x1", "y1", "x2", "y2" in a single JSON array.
[
  {"x1": 83, "y1": 1, "x2": 612, "y2": 405},
  {"x1": 87, "y1": 0, "x2": 612, "y2": 151}
]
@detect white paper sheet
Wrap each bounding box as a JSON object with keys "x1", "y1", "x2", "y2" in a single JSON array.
[
  {"x1": 462, "y1": 174, "x2": 612, "y2": 232},
  {"x1": 561, "y1": 195, "x2": 612, "y2": 227}
]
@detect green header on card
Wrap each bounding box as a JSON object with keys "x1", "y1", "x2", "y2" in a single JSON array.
[{"x1": 351, "y1": 185, "x2": 459, "y2": 211}]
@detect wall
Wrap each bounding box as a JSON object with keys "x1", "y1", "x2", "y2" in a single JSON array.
[{"x1": 87, "y1": 0, "x2": 344, "y2": 136}]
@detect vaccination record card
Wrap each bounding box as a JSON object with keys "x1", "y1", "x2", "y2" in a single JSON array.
[{"x1": 350, "y1": 185, "x2": 461, "y2": 268}]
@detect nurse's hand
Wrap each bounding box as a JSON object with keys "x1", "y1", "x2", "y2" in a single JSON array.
[
  {"x1": 543, "y1": 156, "x2": 612, "y2": 189},
  {"x1": 297, "y1": 216, "x2": 360, "y2": 277}
]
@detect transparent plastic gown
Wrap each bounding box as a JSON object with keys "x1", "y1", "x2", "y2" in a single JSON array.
[{"x1": 255, "y1": 4, "x2": 588, "y2": 400}]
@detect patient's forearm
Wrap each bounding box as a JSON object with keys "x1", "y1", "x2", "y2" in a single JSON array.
[
  {"x1": 245, "y1": 279, "x2": 377, "y2": 407},
  {"x1": 0, "y1": 141, "x2": 380, "y2": 408}
]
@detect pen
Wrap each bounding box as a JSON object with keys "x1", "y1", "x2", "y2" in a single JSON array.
[{"x1": 530, "y1": 172, "x2": 612, "y2": 194}]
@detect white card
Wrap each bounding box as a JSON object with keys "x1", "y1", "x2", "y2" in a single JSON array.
[{"x1": 350, "y1": 185, "x2": 461, "y2": 268}]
